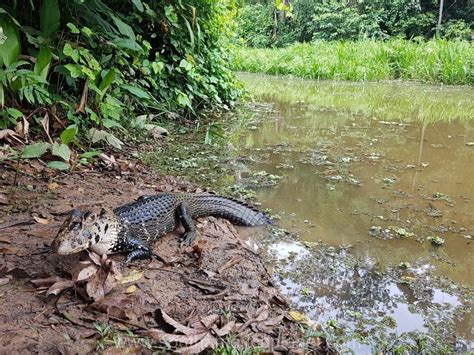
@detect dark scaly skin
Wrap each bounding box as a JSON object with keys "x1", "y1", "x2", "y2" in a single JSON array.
[
  {"x1": 52, "y1": 193, "x2": 270, "y2": 262},
  {"x1": 115, "y1": 193, "x2": 269, "y2": 233}
]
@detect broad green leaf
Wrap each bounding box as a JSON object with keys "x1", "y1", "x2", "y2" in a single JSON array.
[
  {"x1": 60, "y1": 125, "x2": 78, "y2": 145},
  {"x1": 182, "y1": 17, "x2": 194, "y2": 49},
  {"x1": 64, "y1": 64, "x2": 82, "y2": 78},
  {"x1": 21, "y1": 142, "x2": 50, "y2": 159},
  {"x1": 110, "y1": 15, "x2": 135, "y2": 40},
  {"x1": 5, "y1": 108, "x2": 23, "y2": 122},
  {"x1": 121, "y1": 84, "x2": 151, "y2": 100},
  {"x1": 47, "y1": 161, "x2": 70, "y2": 170},
  {"x1": 179, "y1": 59, "x2": 193, "y2": 71},
  {"x1": 0, "y1": 15, "x2": 20, "y2": 67},
  {"x1": 40, "y1": 0, "x2": 60, "y2": 38},
  {"x1": 151, "y1": 61, "x2": 164, "y2": 74},
  {"x1": 51, "y1": 142, "x2": 71, "y2": 161},
  {"x1": 105, "y1": 133, "x2": 123, "y2": 149},
  {"x1": 34, "y1": 47, "x2": 52, "y2": 80},
  {"x1": 132, "y1": 0, "x2": 144, "y2": 12},
  {"x1": 63, "y1": 43, "x2": 79, "y2": 62},
  {"x1": 111, "y1": 39, "x2": 142, "y2": 51},
  {"x1": 63, "y1": 43, "x2": 73, "y2": 56},
  {"x1": 89, "y1": 128, "x2": 123, "y2": 149},
  {"x1": 66, "y1": 22, "x2": 80, "y2": 34},
  {"x1": 103, "y1": 118, "x2": 124, "y2": 130},
  {"x1": 81, "y1": 26, "x2": 93, "y2": 37},
  {"x1": 98, "y1": 68, "x2": 116, "y2": 93},
  {"x1": 177, "y1": 92, "x2": 191, "y2": 107},
  {"x1": 89, "y1": 128, "x2": 109, "y2": 144}
]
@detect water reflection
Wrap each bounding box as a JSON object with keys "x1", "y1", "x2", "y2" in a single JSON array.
[{"x1": 233, "y1": 73, "x2": 474, "y2": 348}]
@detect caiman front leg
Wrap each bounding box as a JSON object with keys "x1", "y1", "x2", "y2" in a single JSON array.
[
  {"x1": 176, "y1": 202, "x2": 197, "y2": 246},
  {"x1": 123, "y1": 236, "x2": 168, "y2": 264},
  {"x1": 124, "y1": 236, "x2": 153, "y2": 263}
]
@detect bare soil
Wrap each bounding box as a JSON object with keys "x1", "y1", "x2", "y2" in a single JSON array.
[{"x1": 0, "y1": 159, "x2": 324, "y2": 353}]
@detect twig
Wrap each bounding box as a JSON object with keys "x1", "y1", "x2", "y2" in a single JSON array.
[
  {"x1": 87, "y1": 309, "x2": 149, "y2": 330},
  {"x1": 75, "y1": 81, "x2": 89, "y2": 114},
  {"x1": 195, "y1": 288, "x2": 229, "y2": 300},
  {"x1": 218, "y1": 255, "x2": 243, "y2": 274},
  {"x1": 0, "y1": 218, "x2": 34, "y2": 230},
  {"x1": 50, "y1": 109, "x2": 67, "y2": 129}
]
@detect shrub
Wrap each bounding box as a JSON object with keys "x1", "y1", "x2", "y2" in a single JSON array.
[{"x1": 0, "y1": 0, "x2": 240, "y2": 150}]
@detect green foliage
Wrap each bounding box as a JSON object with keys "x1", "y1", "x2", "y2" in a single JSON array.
[
  {"x1": 439, "y1": 19, "x2": 473, "y2": 40},
  {"x1": 232, "y1": 39, "x2": 474, "y2": 85},
  {"x1": 236, "y1": 0, "x2": 474, "y2": 47},
  {"x1": 0, "y1": 0, "x2": 240, "y2": 159},
  {"x1": 236, "y1": 4, "x2": 274, "y2": 48}
]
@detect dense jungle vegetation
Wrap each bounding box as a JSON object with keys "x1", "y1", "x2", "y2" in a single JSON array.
[
  {"x1": 236, "y1": 0, "x2": 473, "y2": 46},
  {"x1": 0, "y1": 0, "x2": 239, "y2": 168},
  {"x1": 233, "y1": 1, "x2": 474, "y2": 84}
]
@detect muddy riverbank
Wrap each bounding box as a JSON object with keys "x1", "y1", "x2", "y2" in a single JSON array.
[{"x1": 0, "y1": 159, "x2": 326, "y2": 353}]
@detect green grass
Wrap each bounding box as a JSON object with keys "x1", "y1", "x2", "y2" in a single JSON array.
[{"x1": 232, "y1": 39, "x2": 474, "y2": 85}]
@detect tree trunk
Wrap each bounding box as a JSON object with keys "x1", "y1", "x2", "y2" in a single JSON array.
[{"x1": 437, "y1": 0, "x2": 444, "y2": 34}]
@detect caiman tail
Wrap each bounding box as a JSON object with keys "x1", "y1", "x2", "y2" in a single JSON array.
[{"x1": 185, "y1": 194, "x2": 271, "y2": 226}]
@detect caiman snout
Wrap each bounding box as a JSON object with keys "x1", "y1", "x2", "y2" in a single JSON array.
[{"x1": 51, "y1": 208, "x2": 89, "y2": 255}]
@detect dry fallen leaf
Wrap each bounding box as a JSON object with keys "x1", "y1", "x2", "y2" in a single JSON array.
[
  {"x1": 288, "y1": 310, "x2": 312, "y2": 326},
  {"x1": 46, "y1": 280, "x2": 75, "y2": 296},
  {"x1": 0, "y1": 246, "x2": 20, "y2": 255},
  {"x1": 15, "y1": 116, "x2": 29, "y2": 138},
  {"x1": 31, "y1": 276, "x2": 65, "y2": 288},
  {"x1": 47, "y1": 182, "x2": 59, "y2": 190},
  {"x1": 82, "y1": 253, "x2": 121, "y2": 301},
  {"x1": 88, "y1": 294, "x2": 145, "y2": 322},
  {"x1": 100, "y1": 153, "x2": 116, "y2": 165},
  {"x1": 120, "y1": 270, "x2": 143, "y2": 284},
  {"x1": 33, "y1": 216, "x2": 52, "y2": 225},
  {"x1": 76, "y1": 265, "x2": 98, "y2": 282},
  {"x1": 88, "y1": 251, "x2": 102, "y2": 266},
  {"x1": 0, "y1": 129, "x2": 23, "y2": 144},
  {"x1": 0, "y1": 193, "x2": 9, "y2": 205},
  {"x1": 86, "y1": 270, "x2": 106, "y2": 301},
  {"x1": 148, "y1": 310, "x2": 231, "y2": 353},
  {"x1": 0, "y1": 277, "x2": 11, "y2": 286},
  {"x1": 125, "y1": 285, "x2": 137, "y2": 294},
  {"x1": 175, "y1": 333, "x2": 218, "y2": 354},
  {"x1": 148, "y1": 329, "x2": 208, "y2": 345}
]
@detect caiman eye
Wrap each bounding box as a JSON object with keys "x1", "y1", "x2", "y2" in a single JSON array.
[{"x1": 69, "y1": 221, "x2": 81, "y2": 231}]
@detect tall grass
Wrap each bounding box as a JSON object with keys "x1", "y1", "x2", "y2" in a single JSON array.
[{"x1": 232, "y1": 39, "x2": 474, "y2": 85}]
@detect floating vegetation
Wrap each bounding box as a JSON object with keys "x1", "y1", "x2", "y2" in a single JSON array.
[{"x1": 428, "y1": 235, "x2": 446, "y2": 246}]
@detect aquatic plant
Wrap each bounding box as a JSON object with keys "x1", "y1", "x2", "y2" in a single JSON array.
[{"x1": 232, "y1": 39, "x2": 474, "y2": 85}]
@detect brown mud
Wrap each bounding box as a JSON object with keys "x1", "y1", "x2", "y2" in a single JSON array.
[{"x1": 0, "y1": 160, "x2": 323, "y2": 353}]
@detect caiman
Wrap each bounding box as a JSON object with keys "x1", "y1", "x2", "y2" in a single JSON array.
[{"x1": 51, "y1": 193, "x2": 270, "y2": 262}]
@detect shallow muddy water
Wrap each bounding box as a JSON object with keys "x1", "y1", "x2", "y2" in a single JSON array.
[{"x1": 233, "y1": 73, "x2": 474, "y2": 350}]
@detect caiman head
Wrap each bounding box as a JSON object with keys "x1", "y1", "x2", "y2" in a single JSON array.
[{"x1": 51, "y1": 207, "x2": 119, "y2": 255}]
